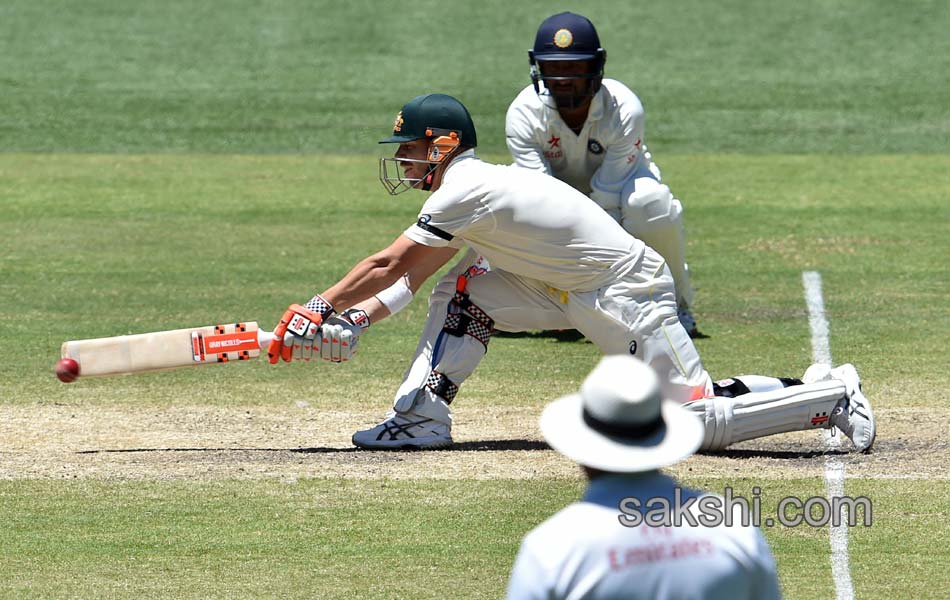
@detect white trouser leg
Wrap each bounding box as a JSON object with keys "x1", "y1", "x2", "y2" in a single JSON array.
[
  {"x1": 394, "y1": 248, "x2": 712, "y2": 425},
  {"x1": 393, "y1": 253, "x2": 570, "y2": 424},
  {"x1": 565, "y1": 247, "x2": 712, "y2": 403},
  {"x1": 684, "y1": 379, "x2": 846, "y2": 451},
  {"x1": 620, "y1": 176, "x2": 694, "y2": 308}
]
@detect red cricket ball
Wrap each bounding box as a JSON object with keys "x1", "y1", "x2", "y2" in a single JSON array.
[{"x1": 55, "y1": 357, "x2": 81, "y2": 383}]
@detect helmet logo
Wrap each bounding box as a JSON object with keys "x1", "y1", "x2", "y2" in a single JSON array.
[
  {"x1": 393, "y1": 111, "x2": 404, "y2": 133},
  {"x1": 553, "y1": 28, "x2": 573, "y2": 48},
  {"x1": 429, "y1": 146, "x2": 441, "y2": 161}
]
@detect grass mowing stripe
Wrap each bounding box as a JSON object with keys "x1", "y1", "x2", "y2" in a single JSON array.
[
  {"x1": 0, "y1": 478, "x2": 582, "y2": 599},
  {"x1": 5, "y1": 477, "x2": 942, "y2": 598},
  {"x1": 0, "y1": 477, "x2": 866, "y2": 599},
  {"x1": 1, "y1": 0, "x2": 948, "y2": 154},
  {"x1": 3, "y1": 153, "x2": 947, "y2": 409}
]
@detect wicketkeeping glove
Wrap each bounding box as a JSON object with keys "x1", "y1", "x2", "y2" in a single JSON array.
[{"x1": 268, "y1": 294, "x2": 335, "y2": 364}]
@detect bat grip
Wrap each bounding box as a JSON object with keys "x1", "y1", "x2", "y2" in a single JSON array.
[{"x1": 258, "y1": 329, "x2": 275, "y2": 349}]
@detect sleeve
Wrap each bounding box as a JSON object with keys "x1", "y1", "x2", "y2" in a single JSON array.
[
  {"x1": 505, "y1": 539, "x2": 551, "y2": 600},
  {"x1": 505, "y1": 93, "x2": 552, "y2": 174},
  {"x1": 589, "y1": 85, "x2": 646, "y2": 210},
  {"x1": 403, "y1": 185, "x2": 484, "y2": 248}
]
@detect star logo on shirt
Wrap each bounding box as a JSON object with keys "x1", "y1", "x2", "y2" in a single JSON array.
[{"x1": 548, "y1": 135, "x2": 561, "y2": 148}]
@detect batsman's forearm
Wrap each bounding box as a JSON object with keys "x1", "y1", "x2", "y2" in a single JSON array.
[
  {"x1": 320, "y1": 255, "x2": 404, "y2": 312},
  {"x1": 320, "y1": 239, "x2": 456, "y2": 312}
]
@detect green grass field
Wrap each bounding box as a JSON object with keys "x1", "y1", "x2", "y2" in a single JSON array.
[{"x1": 2, "y1": 1, "x2": 949, "y2": 598}]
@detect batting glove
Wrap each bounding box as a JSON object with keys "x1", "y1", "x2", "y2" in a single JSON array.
[
  {"x1": 313, "y1": 309, "x2": 370, "y2": 363},
  {"x1": 268, "y1": 294, "x2": 335, "y2": 364}
]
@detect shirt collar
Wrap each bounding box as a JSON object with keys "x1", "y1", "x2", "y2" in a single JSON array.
[
  {"x1": 581, "y1": 470, "x2": 684, "y2": 509},
  {"x1": 441, "y1": 149, "x2": 477, "y2": 182}
]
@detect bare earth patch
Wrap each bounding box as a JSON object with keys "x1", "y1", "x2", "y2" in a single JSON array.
[{"x1": 0, "y1": 403, "x2": 942, "y2": 482}]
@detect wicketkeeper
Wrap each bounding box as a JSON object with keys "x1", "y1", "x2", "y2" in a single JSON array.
[
  {"x1": 507, "y1": 12, "x2": 701, "y2": 336},
  {"x1": 268, "y1": 93, "x2": 875, "y2": 454}
]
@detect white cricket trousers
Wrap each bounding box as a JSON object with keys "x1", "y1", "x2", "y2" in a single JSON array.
[{"x1": 392, "y1": 247, "x2": 712, "y2": 424}]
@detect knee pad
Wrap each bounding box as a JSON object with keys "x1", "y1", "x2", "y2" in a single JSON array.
[
  {"x1": 621, "y1": 180, "x2": 681, "y2": 230},
  {"x1": 621, "y1": 179, "x2": 692, "y2": 307},
  {"x1": 424, "y1": 285, "x2": 495, "y2": 404}
]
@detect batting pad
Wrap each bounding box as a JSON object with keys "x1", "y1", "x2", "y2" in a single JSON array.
[{"x1": 686, "y1": 379, "x2": 846, "y2": 451}]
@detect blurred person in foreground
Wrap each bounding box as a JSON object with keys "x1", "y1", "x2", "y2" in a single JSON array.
[{"x1": 506, "y1": 355, "x2": 782, "y2": 600}]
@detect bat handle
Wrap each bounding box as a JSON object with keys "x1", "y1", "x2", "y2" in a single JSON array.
[{"x1": 258, "y1": 329, "x2": 275, "y2": 349}]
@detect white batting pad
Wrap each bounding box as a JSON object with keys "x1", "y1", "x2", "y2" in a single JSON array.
[{"x1": 686, "y1": 379, "x2": 846, "y2": 451}]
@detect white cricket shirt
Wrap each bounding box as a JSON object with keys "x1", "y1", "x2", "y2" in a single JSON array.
[
  {"x1": 403, "y1": 151, "x2": 645, "y2": 292},
  {"x1": 506, "y1": 472, "x2": 782, "y2": 600},
  {"x1": 506, "y1": 79, "x2": 655, "y2": 213}
]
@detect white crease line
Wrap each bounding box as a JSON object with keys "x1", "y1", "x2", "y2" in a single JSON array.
[{"x1": 803, "y1": 271, "x2": 855, "y2": 600}]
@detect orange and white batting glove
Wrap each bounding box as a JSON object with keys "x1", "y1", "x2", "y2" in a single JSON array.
[{"x1": 268, "y1": 295, "x2": 335, "y2": 364}]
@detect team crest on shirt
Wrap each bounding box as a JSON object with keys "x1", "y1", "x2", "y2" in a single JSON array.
[
  {"x1": 393, "y1": 111, "x2": 404, "y2": 133},
  {"x1": 587, "y1": 139, "x2": 604, "y2": 155}
]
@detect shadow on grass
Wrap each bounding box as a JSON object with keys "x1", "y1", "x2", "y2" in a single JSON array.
[
  {"x1": 493, "y1": 329, "x2": 588, "y2": 343},
  {"x1": 78, "y1": 444, "x2": 856, "y2": 458},
  {"x1": 494, "y1": 329, "x2": 711, "y2": 341},
  {"x1": 437, "y1": 439, "x2": 549, "y2": 452},
  {"x1": 703, "y1": 448, "x2": 850, "y2": 459},
  {"x1": 75, "y1": 447, "x2": 357, "y2": 454},
  {"x1": 75, "y1": 439, "x2": 550, "y2": 454}
]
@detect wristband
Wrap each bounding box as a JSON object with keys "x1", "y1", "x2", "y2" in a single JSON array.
[{"x1": 374, "y1": 275, "x2": 413, "y2": 315}]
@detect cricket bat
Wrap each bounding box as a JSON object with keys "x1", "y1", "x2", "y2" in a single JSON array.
[{"x1": 61, "y1": 322, "x2": 275, "y2": 378}]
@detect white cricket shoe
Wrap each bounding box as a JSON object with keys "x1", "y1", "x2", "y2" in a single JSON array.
[
  {"x1": 352, "y1": 411, "x2": 453, "y2": 450},
  {"x1": 828, "y1": 363, "x2": 877, "y2": 453}
]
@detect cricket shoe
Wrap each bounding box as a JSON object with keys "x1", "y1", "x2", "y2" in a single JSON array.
[
  {"x1": 352, "y1": 411, "x2": 453, "y2": 450},
  {"x1": 828, "y1": 363, "x2": 876, "y2": 453},
  {"x1": 801, "y1": 363, "x2": 832, "y2": 384},
  {"x1": 678, "y1": 307, "x2": 701, "y2": 338}
]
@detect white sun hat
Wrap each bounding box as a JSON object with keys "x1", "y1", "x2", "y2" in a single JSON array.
[{"x1": 540, "y1": 355, "x2": 703, "y2": 472}]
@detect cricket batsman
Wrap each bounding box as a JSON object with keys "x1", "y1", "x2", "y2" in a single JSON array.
[
  {"x1": 268, "y1": 93, "x2": 875, "y2": 454},
  {"x1": 507, "y1": 12, "x2": 701, "y2": 336}
]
